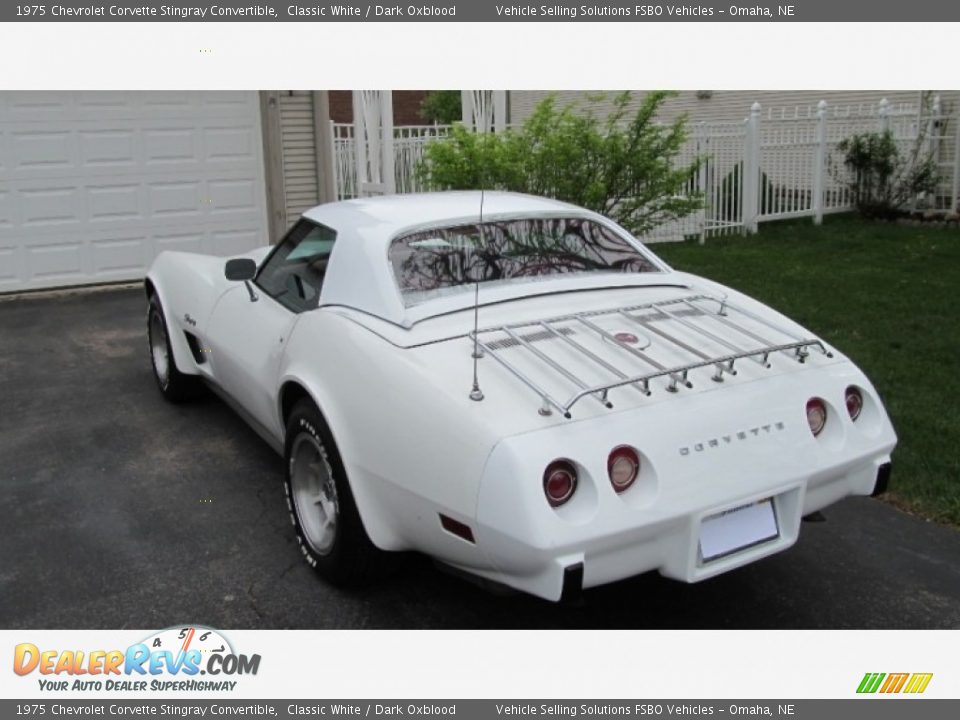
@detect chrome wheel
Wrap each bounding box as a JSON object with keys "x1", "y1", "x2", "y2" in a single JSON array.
[
  {"x1": 149, "y1": 309, "x2": 170, "y2": 388},
  {"x1": 290, "y1": 433, "x2": 339, "y2": 556}
]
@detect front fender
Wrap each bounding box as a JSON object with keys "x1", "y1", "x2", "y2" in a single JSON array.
[{"x1": 145, "y1": 268, "x2": 199, "y2": 377}]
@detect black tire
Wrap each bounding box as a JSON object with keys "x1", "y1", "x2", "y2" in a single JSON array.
[
  {"x1": 284, "y1": 399, "x2": 379, "y2": 586},
  {"x1": 147, "y1": 294, "x2": 201, "y2": 403}
]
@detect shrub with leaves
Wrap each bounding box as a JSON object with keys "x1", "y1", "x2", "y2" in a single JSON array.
[
  {"x1": 836, "y1": 130, "x2": 939, "y2": 219},
  {"x1": 419, "y1": 91, "x2": 463, "y2": 124},
  {"x1": 416, "y1": 91, "x2": 702, "y2": 237}
]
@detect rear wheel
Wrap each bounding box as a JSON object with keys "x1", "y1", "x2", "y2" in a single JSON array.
[
  {"x1": 284, "y1": 399, "x2": 379, "y2": 585},
  {"x1": 147, "y1": 294, "x2": 200, "y2": 402}
]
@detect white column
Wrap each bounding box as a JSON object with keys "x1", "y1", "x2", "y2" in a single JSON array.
[
  {"x1": 352, "y1": 91, "x2": 367, "y2": 197},
  {"x1": 493, "y1": 90, "x2": 507, "y2": 132},
  {"x1": 352, "y1": 90, "x2": 395, "y2": 196},
  {"x1": 380, "y1": 91, "x2": 395, "y2": 195},
  {"x1": 878, "y1": 98, "x2": 891, "y2": 135},
  {"x1": 696, "y1": 122, "x2": 708, "y2": 244},
  {"x1": 461, "y1": 90, "x2": 473, "y2": 129},
  {"x1": 927, "y1": 94, "x2": 942, "y2": 162},
  {"x1": 742, "y1": 102, "x2": 762, "y2": 234},
  {"x1": 812, "y1": 100, "x2": 828, "y2": 225}
]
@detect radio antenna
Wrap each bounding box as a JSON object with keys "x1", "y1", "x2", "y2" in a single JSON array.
[{"x1": 469, "y1": 190, "x2": 485, "y2": 402}]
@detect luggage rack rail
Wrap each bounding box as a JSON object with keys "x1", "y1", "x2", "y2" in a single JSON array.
[{"x1": 469, "y1": 294, "x2": 833, "y2": 418}]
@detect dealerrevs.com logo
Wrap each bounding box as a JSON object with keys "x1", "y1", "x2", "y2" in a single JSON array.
[{"x1": 13, "y1": 626, "x2": 260, "y2": 692}]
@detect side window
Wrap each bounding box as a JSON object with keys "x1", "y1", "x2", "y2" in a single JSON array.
[{"x1": 255, "y1": 220, "x2": 337, "y2": 313}]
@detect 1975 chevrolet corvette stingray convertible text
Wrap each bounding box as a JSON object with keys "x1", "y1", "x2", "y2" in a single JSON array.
[{"x1": 145, "y1": 191, "x2": 896, "y2": 601}]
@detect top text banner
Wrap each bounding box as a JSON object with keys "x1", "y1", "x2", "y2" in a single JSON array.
[{"x1": 4, "y1": 1, "x2": 960, "y2": 22}]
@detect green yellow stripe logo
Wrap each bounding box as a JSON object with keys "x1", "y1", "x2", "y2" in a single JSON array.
[{"x1": 857, "y1": 672, "x2": 933, "y2": 694}]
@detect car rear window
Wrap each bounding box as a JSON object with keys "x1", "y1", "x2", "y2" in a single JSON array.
[{"x1": 388, "y1": 216, "x2": 659, "y2": 306}]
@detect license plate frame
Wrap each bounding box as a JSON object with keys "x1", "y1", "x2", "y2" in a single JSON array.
[{"x1": 699, "y1": 497, "x2": 780, "y2": 564}]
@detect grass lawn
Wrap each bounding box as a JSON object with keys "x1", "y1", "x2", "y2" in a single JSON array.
[{"x1": 653, "y1": 214, "x2": 960, "y2": 526}]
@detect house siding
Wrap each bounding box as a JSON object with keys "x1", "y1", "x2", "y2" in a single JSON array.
[
  {"x1": 278, "y1": 91, "x2": 321, "y2": 228},
  {"x1": 508, "y1": 90, "x2": 959, "y2": 125}
]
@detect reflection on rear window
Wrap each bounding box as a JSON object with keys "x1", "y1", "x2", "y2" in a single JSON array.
[{"x1": 389, "y1": 217, "x2": 659, "y2": 306}]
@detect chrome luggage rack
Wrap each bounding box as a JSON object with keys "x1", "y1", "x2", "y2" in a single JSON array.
[{"x1": 468, "y1": 294, "x2": 833, "y2": 418}]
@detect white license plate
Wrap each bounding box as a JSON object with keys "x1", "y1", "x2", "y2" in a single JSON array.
[{"x1": 699, "y1": 498, "x2": 779, "y2": 563}]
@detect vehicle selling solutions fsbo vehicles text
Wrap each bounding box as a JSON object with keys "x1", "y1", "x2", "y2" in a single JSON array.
[
  {"x1": 494, "y1": 5, "x2": 795, "y2": 18},
  {"x1": 494, "y1": 5, "x2": 714, "y2": 17}
]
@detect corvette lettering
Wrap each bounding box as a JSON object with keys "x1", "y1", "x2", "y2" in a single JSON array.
[{"x1": 679, "y1": 421, "x2": 786, "y2": 456}]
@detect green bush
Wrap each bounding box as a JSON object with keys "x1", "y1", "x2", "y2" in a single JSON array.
[
  {"x1": 837, "y1": 130, "x2": 939, "y2": 219},
  {"x1": 718, "y1": 163, "x2": 772, "y2": 218},
  {"x1": 416, "y1": 91, "x2": 702, "y2": 237},
  {"x1": 718, "y1": 163, "x2": 813, "y2": 217},
  {"x1": 419, "y1": 91, "x2": 462, "y2": 124}
]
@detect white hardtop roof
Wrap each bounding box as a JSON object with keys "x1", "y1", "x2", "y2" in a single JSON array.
[
  {"x1": 302, "y1": 191, "x2": 590, "y2": 236},
  {"x1": 306, "y1": 191, "x2": 668, "y2": 327}
]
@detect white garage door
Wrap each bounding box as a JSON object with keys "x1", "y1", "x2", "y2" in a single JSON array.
[{"x1": 0, "y1": 91, "x2": 268, "y2": 292}]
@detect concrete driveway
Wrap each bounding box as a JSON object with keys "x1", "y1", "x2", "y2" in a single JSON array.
[{"x1": 2, "y1": 286, "x2": 959, "y2": 629}]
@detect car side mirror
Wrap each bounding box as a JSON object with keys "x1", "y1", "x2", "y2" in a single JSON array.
[
  {"x1": 224, "y1": 258, "x2": 257, "y2": 281},
  {"x1": 224, "y1": 258, "x2": 259, "y2": 302}
]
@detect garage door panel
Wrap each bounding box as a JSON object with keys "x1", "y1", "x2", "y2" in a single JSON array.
[
  {"x1": 87, "y1": 184, "x2": 143, "y2": 223},
  {"x1": 148, "y1": 181, "x2": 203, "y2": 218},
  {"x1": 144, "y1": 128, "x2": 199, "y2": 165},
  {"x1": 0, "y1": 246, "x2": 19, "y2": 285},
  {"x1": 20, "y1": 187, "x2": 82, "y2": 227},
  {"x1": 25, "y1": 241, "x2": 85, "y2": 282},
  {"x1": 1, "y1": 91, "x2": 268, "y2": 292},
  {"x1": 142, "y1": 92, "x2": 198, "y2": 112},
  {"x1": 202, "y1": 92, "x2": 257, "y2": 111},
  {"x1": 204, "y1": 126, "x2": 258, "y2": 163},
  {"x1": 75, "y1": 92, "x2": 133, "y2": 112},
  {"x1": 208, "y1": 179, "x2": 258, "y2": 214},
  {"x1": 90, "y1": 237, "x2": 147, "y2": 274},
  {"x1": 4, "y1": 93, "x2": 74, "y2": 121},
  {"x1": 11, "y1": 130, "x2": 74, "y2": 170},
  {"x1": 79, "y1": 129, "x2": 138, "y2": 167},
  {"x1": 0, "y1": 190, "x2": 13, "y2": 229}
]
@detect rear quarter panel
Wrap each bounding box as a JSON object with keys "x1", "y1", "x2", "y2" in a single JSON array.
[{"x1": 278, "y1": 310, "x2": 503, "y2": 568}]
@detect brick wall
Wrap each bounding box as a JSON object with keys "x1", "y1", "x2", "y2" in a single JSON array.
[{"x1": 328, "y1": 90, "x2": 434, "y2": 124}]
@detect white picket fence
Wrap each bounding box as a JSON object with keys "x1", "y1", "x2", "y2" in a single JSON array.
[{"x1": 333, "y1": 99, "x2": 960, "y2": 242}]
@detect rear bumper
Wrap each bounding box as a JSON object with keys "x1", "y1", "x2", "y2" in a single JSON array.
[
  {"x1": 471, "y1": 455, "x2": 891, "y2": 601},
  {"x1": 467, "y1": 363, "x2": 897, "y2": 601}
]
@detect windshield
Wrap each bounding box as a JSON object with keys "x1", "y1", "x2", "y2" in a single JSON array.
[{"x1": 389, "y1": 216, "x2": 660, "y2": 306}]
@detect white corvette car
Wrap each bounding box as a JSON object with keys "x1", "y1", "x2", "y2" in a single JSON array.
[{"x1": 145, "y1": 191, "x2": 896, "y2": 601}]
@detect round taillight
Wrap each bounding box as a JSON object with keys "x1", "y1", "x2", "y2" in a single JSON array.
[
  {"x1": 543, "y1": 460, "x2": 577, "y2": 507},
  {"x1": 607, "y1": 446, "x2": 640, "y2": 493},
  {"x1": 845, "y1": 386, "x2": 863, "y2": 421},
  {"x1": 806, "y1": 398, "x2": 827, "y2": 436}
]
